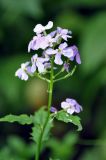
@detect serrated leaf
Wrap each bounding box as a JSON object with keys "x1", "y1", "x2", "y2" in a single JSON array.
[
  {"x1": 0, "y1": 114, "x2": 33, "y2": 125},
  {"x1": 31, "y1": 107, "x2": 53, "y2": 144},
  {"x1": 55, "y1": 110, "x2": 82, "y2": 131}
]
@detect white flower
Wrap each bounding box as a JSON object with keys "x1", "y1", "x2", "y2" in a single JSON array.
[{"x1": 33, "y1": 21, "x2": 53, "y2": 34}]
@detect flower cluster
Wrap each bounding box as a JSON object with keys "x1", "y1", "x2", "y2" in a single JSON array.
[
  {"x1": 15, "y1": 21, "x2": 81, "y2": 81},
  {"x1": 61, "y1": 98, "x2": 82, "y2": 114},
  {"x1": 50, "y1": 98, "x2": 82, "y2": 115}
]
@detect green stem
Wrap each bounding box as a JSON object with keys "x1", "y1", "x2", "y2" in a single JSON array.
[
  {"x1": 35, "y1": 73, "x2": 50, "y2": 83},
  {"x1": 35, "y1": 58, "x2": 54, "y2": 160},
  {"x1": 54, "y1": 65, "x2": 76, "y2": 83}
]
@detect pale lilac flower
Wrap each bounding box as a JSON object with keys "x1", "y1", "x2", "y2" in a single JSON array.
[
  {"x1": 69, "y1": 45, "x2": 81, "y2": 64},
  {"x1": 15, "y1": 62, "x2": 30, "y2": 81},
  {"x1": 31, "y1": 54, "x2": 49, "y2": 73},
  {"x1": 50, "y1": 27, "x2": 72, "y2": 42},
  {"x1": 61, "y1": 98, "x2": 82, "y2": 114},
  {"x1": 33, "y1": 21, "x2": 53, "y2": 34},
  {"x1": 28, "y1": 34, "x2": 55, "y2": 52},
  {"x1": 56, "y1": 27, "x2": 72, "y2": 41},
  {"x1": 45, "y1": 42, "x2": 74, "y2": 65},
  {"x1": 28, "y1": 34, "x2": 47, "y2": 52}
]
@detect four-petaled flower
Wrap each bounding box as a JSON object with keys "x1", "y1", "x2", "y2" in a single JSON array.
[
  {"x1": 31, "y1": 54, "x2": 49, "y2": 73},
  {"x1": 61, "y1": 98, "x2": 82, "y2": 114},
  {"x1": 15, "y1": 62, "x2": 30, "y2": 81},
  {"x1": 45, "y1": 42, "x2": 75, "y2": 65}
]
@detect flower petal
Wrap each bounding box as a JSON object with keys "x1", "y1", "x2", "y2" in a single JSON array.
[
  {"x1": 63, "y1": 48, "x2": 74, "y2": 58},
  {"x1": 54, "y1": 53, "x2": 63, "y2": 65},
  {"x1": 22, "y1": 72, "x2": 28, "y2": 81},
  {"x1": 31, "y1": 64, "x2": 36, "y2": 73},
  {"x1": 67, "y1": 107, "x2": 75, "y2": 114},
  {"x1": 45, "y1": 21, "x2": 53, "y2": 30},
  {"x1": 36, "y1": 61, "x2": 45, "y2": 73},
  {"x1": 61, "y1": 102, "x2": 70, "y2": 109},
  {"x1": 76, "y1": 53, "x2": 81, "y2": 64},
  {"x1": 45, "y1": 48, "x2": 56, "y2": 55},
  {"x1": 33, "y1": 24, "x2": 45, "y2": 34},
  {"x1": 59, "y1": 42, "x2": 68, "y2": 50}
]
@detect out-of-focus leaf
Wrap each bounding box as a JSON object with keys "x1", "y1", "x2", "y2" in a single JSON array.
[
  {"x1": 48, "y1": 132, "x2": 78, "y2": 160},
  {"x1": 31, "y1": 107, "x2": 53, "y2": 144},
  {"x1": 80, "y1": 12, "x2": 106, "y2": 75},
  {"x1": 82, "y1": 66, "x2": 106, "y2": 108},
  {"x1": 55, "y1": 110, "x2": 82, "y2": 131},
  {"x1": 0, "y1": 55, "x2": 29, "y2": 111},
  {"x1": 0, "y1": 114, "x2": 33, "y2": 125},
  {"x1": 0, "y1": 135, "x2": 35, "y2": 160},
  {"x1": 7, "y1": 136, "x2": 35, "y2": 158},
  {"x1": 0, "y1": 0, "x2": 43, "y2": 24}
]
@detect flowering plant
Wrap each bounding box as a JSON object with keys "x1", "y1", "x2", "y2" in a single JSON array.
[{"x1": 0, "y1": 21, "x2": 82, "y2": 160}]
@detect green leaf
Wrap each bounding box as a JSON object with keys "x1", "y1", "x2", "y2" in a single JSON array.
[
  {"x1": 55, "y1": 110, "x2": 82, "y2": 131},
  {"x1": 31, "y1": 107, "x2": 53, "y2": 144},
  {"x1": 0, "y1": 114, "x2": 33, "y2": 125},
  {"x1": 48, "y1": 132, "x2": 78, "y2": 160}
]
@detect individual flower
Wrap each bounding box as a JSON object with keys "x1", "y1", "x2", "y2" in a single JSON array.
[
  {"x1": 15, "y1": 62, "x2": 30, "y2": 81},
  {"x1": 45, "y1": 42, "x2": 74, "y2": 65},
  {"x1": 33, "y1": 21, "x2": 53, "y2": 34},
  {"x1": 50, "y1": 27, "x2": 72, "y2": 42},
  {"x1": 61, "y1": 98, "x2": 82, "y2": 114},
  {"x1": 31, "y1": 54, "x2": 49, "y2": 73},
  {"x1": 28, "y1": 34, "x2": 55, "y2": 52},
  {"x1": 69, "y1": 45, "x2": 81, "y2": 64},
  {"x1": 56, "y1": 27, "x2": 72, "y2": 41}
]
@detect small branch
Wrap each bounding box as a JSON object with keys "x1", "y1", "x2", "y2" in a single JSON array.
[
  {"x1": 54, "y1": 67, "x2": 64, "y2": 78},
  {"x1": 35, "y1": 73, "x2": 50, "y2": 83},
  {"x1": 54, "y1": 65, "x2": 77, "y2": 83}
]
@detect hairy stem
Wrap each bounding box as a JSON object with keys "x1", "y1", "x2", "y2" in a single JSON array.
[{"x1": 35, "y1": 58, "x2": 54, "y2": 160}]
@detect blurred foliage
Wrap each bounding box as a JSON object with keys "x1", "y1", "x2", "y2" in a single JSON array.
[
  {"x1": 0, "y1": 135, "x2": 35, "y2": 160},
  {"x1": 0, "y1": 0, "x2": 106, "y2": 159},
  {"x1": 48, "y1": 132, "x2": 78, "y2": 160}
]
